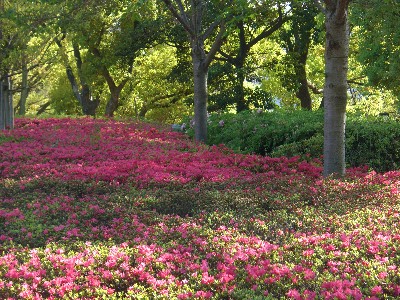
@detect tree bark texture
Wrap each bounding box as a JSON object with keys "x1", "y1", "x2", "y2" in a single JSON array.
[
  {"x1": 0, "y1": 78, "x2": 14, "y2": 130},
  {"x1": 192, "y1": 41, "x2": 209, "y2": 142},
  {"x1": 323, "y1": 0, "x2": 350, "y2": 177},
  {"x1": 161, "y1": 0, "x2": 225, "y2": 143},
  {"x1": 296, "y1": 53, "x2": 312, "y2": 110}
]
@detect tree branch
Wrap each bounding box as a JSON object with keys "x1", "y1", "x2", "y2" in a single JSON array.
[
  {"x1": 162, "y1": 0, "x2": 194, "y2": 37},
  {"x1": 204, "y1": 22, "x2": 225, "y2": 69},
  {"x1": 216, "y1": 49, "x2": 235, "y2": 64},
  {"x1": 202, "y1": 19, "x2": 220, "y2": 41},
  {"x1": 307, "y1": 81, "x2": 323, "y2": 94},
  {"x1": 247, "y1": 14, "x2": 287, "y2": 49}
]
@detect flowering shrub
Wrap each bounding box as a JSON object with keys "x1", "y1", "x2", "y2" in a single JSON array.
[{"x1": 1, "y1": 117, "x2": 400, "y2": 299}]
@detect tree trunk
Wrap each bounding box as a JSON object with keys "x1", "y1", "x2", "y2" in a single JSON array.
[
  {"x1": 0, "y1": 78, "x2": 14, "y2": 130},
  {"x1": 103, "y1": 77, "x2": 128, "y2": 117},
  {"x1": 18, "y1": 60, "x2": 29, "y2": 115},
  {"x1": 80, "y1": 85, "x2": 99, "y2": 116},
  {"x1": 235, "y1": 22, "x2": 249, "y2": 113},
  {"x1": 72, "y1": 43, "x2": 99, "y2": 117},
  {"x1": 296, "y1": 59, "x2": 312, "y2": 110},
  {"x1": 192, "y1": 42, "x2": 208, "y2": 143},
  {"x1": 105, "y1": 87, "x2": 123, "y2": 117},
  {"x1": 55, "y1": 39, "x2": 99, "y2": 117},
  {"x1": 236, "y1": 66, "x2": 248, "y2": 112},
  {"x1": 323, "y1": 1, "x2": 350, "y2": 177}
]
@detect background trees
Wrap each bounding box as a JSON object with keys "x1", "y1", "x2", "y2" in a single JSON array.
[
  {"x1": 161, "y1": 0, "x2": 227, "y2": 142},
  {"x1": 213, "y1": 0, "x2": 287, "y2": 113},
  {"x1": 2, "y1": 0, "x2": 395, "y2": 120},
  {"x1": 352, "y1": 0, "x2": 400, "y2": 108},
  {"x1": 1, "y1": 0, "x2": 399, "y2": 177}
]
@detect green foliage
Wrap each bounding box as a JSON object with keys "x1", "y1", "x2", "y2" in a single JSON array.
[
  {"x1": 201, "y1": 110, "x2": 323, "y2": 155},
  {"x1": 195, "y1": 110, "x2": 400, "y2": 172},
  {"x1": 48, "y1": 72, "x2": 81, "y2": 115},
  {"x1": 231, "y1": 289, "x2": 275, "y2": 299},
  {"x1": 272, "y1": 134, "x2": 323, "y2": 159},
  {"x1": 0, "y1": 133, "x2": 25, "y2": 145},
  {"x1": 352, "y1": 0, "x2": 400, "y2": 99},
  {"x1": 208, "y1": 62, "x2": 276, "y2": 112},
  {"x1": 346, "y1": 117, "x2": 400, "y2": 171}
]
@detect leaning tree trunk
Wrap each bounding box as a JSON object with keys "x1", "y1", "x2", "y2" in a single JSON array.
[
  {"x1": 72, "y1": 43, "x2": 99, "y2": 117},
  {"x1": 105, "y1": 91, "x2": 120, "y2": 118},
  {"x1": 323, "y1": 1, "x2": 350, "y2": 177},
  {"x1": 296, "y1": 52, "x2": 312, "y2": 110},
  {"x1": 192, "y1": 41, "x2": 209, "y2": 143}
]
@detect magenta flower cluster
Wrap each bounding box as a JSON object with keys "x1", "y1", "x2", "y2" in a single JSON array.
[{"x1": 1, "y1": 117, "x2": 400, "y2": 299}]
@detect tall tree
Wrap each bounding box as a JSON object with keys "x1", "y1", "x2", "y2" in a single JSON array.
[
  {"x1": 216, "y1": 0, "x2": 286, "y2": 112},
  {"x1": 54, "y1": 36, "x2": 100, "y2": 116},
  {"x1": 316, "y1": 0, "x2": 351, "y2": 177},
  {"x1": 161, "y1": 0, "x2": 226, "y2": 142},
  {"x1": 279, "y1": 0, "x2": 320, "y2": 110}
]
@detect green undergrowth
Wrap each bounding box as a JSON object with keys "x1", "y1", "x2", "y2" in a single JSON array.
[
  {"x1": 1, "y1": 176, "x2": 394, "y2": 248},
  {"x1": 186, "y1": 110, "x2": 400, "y2": 172}
]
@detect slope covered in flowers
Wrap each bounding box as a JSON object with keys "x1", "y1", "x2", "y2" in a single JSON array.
[{"x1": 1, "y1": 117, "x2": 400, "y2": 299}]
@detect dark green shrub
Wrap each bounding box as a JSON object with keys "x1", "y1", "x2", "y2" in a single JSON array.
[
  {"x1": 204, "y1": 109, "x2": 324, "y2": 156},
  {"x1": 271, "y1": 134, "x2": 324, "y2": 159},
  {"x1": 346, "y1": 118, "x2": 400, "y2": 171},
  {"x1": 187, "y1": 110, "x2": 400, "y2": 172}
]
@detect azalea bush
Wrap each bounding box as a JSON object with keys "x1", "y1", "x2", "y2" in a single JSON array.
[{"x1": 1, "y1": 117, "x2": 400, "y2": 299}]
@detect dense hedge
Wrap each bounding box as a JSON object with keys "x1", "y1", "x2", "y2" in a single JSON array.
[{"x1": 187, "y1": 110, "x2": 400, "y2": 172}]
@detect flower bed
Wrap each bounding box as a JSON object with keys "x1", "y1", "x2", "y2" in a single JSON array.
[{"x1": 1, "y1": 117, "x2": 400, "y2": 299}]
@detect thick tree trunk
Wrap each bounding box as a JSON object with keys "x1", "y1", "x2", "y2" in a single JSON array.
[
  {"x1": 323, "y1": 1, "x2": 350, "y2": 177},
  {"x1": 104, "y1": 79, "x2": 128, "y2": 118},
  {"x1": 192, "y1": 42, "x2": 208, "y2": 143},
  {"x1": 0, "y1": 78, "x2": 14, "y2": 130}
]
